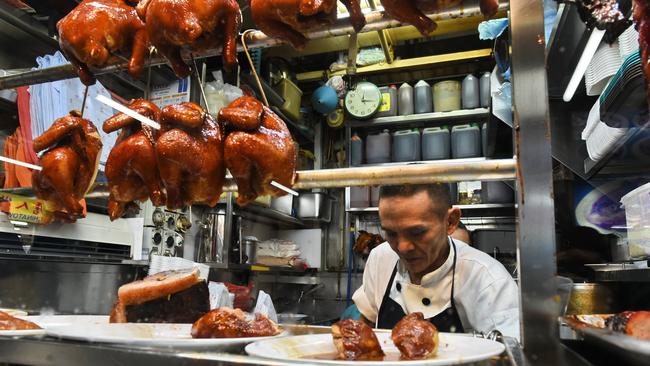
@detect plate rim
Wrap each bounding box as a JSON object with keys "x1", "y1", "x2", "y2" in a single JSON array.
[
  {"x1": 45, "y1": 323, "x2": 285, "y2": 349},
  {"x1": 245, "y1": 332, "x2": 505, "y2": 365}
]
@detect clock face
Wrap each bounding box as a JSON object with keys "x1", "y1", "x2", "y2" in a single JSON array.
[{"x1": 345, "y1": 81, "x2": 382, "y2": 119}]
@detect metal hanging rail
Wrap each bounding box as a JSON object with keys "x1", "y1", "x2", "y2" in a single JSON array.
[
  {"x1": 0, "y1": 159, "x2": 516, "y2": 198},
  {"x1": 0, "y1": 0, "x2": 508, "y2": 90}
]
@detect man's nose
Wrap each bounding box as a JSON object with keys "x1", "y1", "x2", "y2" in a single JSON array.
[{"x1": 396, "y1": 237, "x2": 415, "y2": 253}]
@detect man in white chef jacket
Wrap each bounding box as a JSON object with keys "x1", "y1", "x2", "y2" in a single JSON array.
[{"x1": 352, "y1": 184, "x2": 520, "y2": 339}]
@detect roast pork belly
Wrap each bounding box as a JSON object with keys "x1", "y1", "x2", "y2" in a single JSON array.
[
  {"x1": 0, "y1": 311, "x2": 41, "y2": 330},
  {"x1": 110, "y1": 268, "x2": 209, "y2": 323},
  {"x1": 606, "y1": 311, "x2": 650, "y2": 340},
  {"x1": 332, "y1": 319, "x2": 385, "y2": 360},
  {"x1": 191, "y1": 307, "x2": 281, "y2": 338},
  {"x1": 391, "y1": 312, "x2": 439, "y2": 359}
]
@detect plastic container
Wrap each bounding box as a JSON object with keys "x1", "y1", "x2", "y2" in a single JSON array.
[
  {"x1": 480, "y1": 72, "x2": 491, "y2": 108},
  {"x1": 273, "y1": 78, "x2": 303, "y2": 122},
  {"x1": 365, "y1": 129, "x2": 391, "y2": 164},
  {"x1": 414, "y1": 80, "x2": 433, "y2": 114},
  {"x1": 481, "y1": 123, "x2": 488, "y2": 157},
  {"x1": 377, "y1": 85, "x2": 398, "y2": 117},
  {"x1": 433, "y1": 80, "x2": 461, "y2": 112},
  {"x1": 350, "y1": 187, "x2": 370, "y2": 207},
  {"x1": 350, "y1": 133, "x2": 364, "y2": 166},
  {"x1": 451, "y1": 124, "x2": 481, "y2": 158},
  {"x1": 398, "y1": 83, "x2": 414, "y2": 116},
  {"x1": 620, "y1": 183, "x2": 650, "y2": 259},
  {"x1": 422, "y1": 127, "x2": 450, "y2": 160},
  {"x1": 462, "y1": 74, "x2": 479, "y2": 109},
  {"x1": 392, "y1": 129, "x2": 421, "y2": 162},
  {"x1": 481, "y1": 181, "x2": 514, "y2": 203}
]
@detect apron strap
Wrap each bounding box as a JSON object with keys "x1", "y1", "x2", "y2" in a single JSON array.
[{"x1": 449, "y1": 237, "x2": 458, "y2": 307}]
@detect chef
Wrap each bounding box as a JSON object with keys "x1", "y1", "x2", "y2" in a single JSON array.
[{"x1": 352, "y1": 183, "x2": 520, "y2": 338}]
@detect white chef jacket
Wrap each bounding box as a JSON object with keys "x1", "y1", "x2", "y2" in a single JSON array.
[{"x1": 352, "y1": 239, "x2": 520, "y2": 339}]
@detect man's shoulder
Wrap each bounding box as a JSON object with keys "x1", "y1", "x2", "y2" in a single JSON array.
[{"x1": 455, "y1": 240, "x2": 513, "y2": 281}]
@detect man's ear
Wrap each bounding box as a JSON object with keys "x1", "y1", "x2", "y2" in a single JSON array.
[{"x1": 446, "y1": 207, "x2": 461, "y2": 235}]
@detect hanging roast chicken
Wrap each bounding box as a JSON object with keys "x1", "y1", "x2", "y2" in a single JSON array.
[
  {"x1": 218, "y1": 96, "x2": 297, "y2": 206},
  {"x1": 136, "y1": 0, "x2": 241, "y2": 78},
  {"x1": 380, "y1": 0, "x2": 499, "y2": 35},
  {"x1": 57, "y1": 0, "x2": 148, "y2": 85},
  {"x1": 156, "y1": 102, "x2": 226, "y2": 209},
  {"x1": 103, "y1": 99, "x2": 166, "y2": 221},
  {"x1": 250, "y1": 0, "x2": 366, "y2": 49},
  {"x1": 32, "y1": 111, "x2": 103, "y2": 222}
]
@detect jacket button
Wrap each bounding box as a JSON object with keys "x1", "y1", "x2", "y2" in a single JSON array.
[
  {"x1": 422, "y1": 298, "x2": 431, "y2": 306},
  {"x1": 396, "y1": 282, "x2": 402, "y2": 292}
]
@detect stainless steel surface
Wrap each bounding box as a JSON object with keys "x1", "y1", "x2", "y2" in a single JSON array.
[
  {"x1": 567, "y1": 323, "x2": 650, "y2": 366},
  {"x1": 195, "y1": 211, "x2": 226, "y2": 264},
  {"x1": 347, "y1": 108, "x2": 489, "y2": 128},
  {"x1": 510, "y1": 0, "x2": 561, "y2": 363},
  {"x1": 297, "y1": 193, "x2": 332, "y2": 222},
  {"x1": 0, "y1": 260, "x2": 141, "y2": 314},
  {"x1": 0, "y1": 2, "x2": 58, "y2": 48},
  {"x1": 589, "y1": 267, "x2": 650, "y2": 282},
  {"x1": 0, "y1": 1, "x2": 509, "y2": 90}
]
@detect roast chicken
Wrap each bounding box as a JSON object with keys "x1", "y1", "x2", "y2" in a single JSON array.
[
  {"x1": 392, "y1": 312, "x2": 439, "y2": 359},
  {"x1": 191, "y1": 307, "x2": 281, "y2": 338},
  {"x1": 354, "y1": 230, "x2": 384, "y2": 256},
  {"x1": 218, "y1": 96, "x2": 297, "y2": 206},
  {"x1": 32, "y1": 111, "x2": 102, "y2": 222},
  {"x1": 250, "y1": 0, "x2": 366, "y2": 49},
  {"x1": 332, "y1": 319, "x2": 385, "y2": 360},
  {"x1": 103, "y1": 99, "x2": 165, "y2": 221},
  {"x1": 605, "y1": 311, "x2": 650, "y2": 340},
  {"x1": 380, "y1": 0, "x2": 499, "y2": 35},
  {"x1": 57, "y1": 0, "x2": 148, "y2": 85},
  {"x1": 156, "y1": 102, "x2": 225, "y2": 209},
  {"x1": 136, "y1": 0, "x2": 241, "y2": 78},
  {"x1": 0, "y1": 311, "x2": 41, "y2": 331}
]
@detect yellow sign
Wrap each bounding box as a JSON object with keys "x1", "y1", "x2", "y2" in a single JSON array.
[
  {"x1": 378, "y1": 93, "x2": 391, "y2": 112},
  {"x1": 0, "y1": 193, "x2": 54, "y2": 224}
]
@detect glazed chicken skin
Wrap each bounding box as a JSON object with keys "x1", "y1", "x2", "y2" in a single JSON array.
[
  {"x1": 0, "y1": 311, "x2": 41, "y2": 331},
  {"x1": 380, "y1": 0, "x2": 499, "y2": 35},
  {"x1": 606, "y1": 311, "x2": 650, "y2": 340},
  {"x1": 332, "y1": 319, "x2": 385, "y2": 360},
  {"x1": 250, "y1": 0, "x2": 366, "y2": 49},
  {"x1": 136, "y1": 0, "x2": 241, "y2": 78},
  {"x1": 57, "y1": 0, "x2": 148, "y2": 85},
  {"x1": 32, "y1": 111, "x2": 102, "y2": 222},
  {"x1": 156, "y1": 102, "x2": 225, "y2": 209},
  {"x1": 392, "y1": 312, "x2": 439, "y2": 359},
  {"x1": 103, "y1": 99, "x2": 165, "y2": 221},
  {"x1": 218, "y1": 96, "x2": 297, "y2": 206},
  {"x1": 191, "y1": 307, "x2": 281, "y2": 338}
]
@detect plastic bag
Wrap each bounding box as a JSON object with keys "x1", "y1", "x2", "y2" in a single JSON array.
[
  {"x1": 253, "y1": 290, "x2": 278, "y2": 323},
  {"x1": 203, "y1": 71, "x2": 243, "y2": 115},
  {"x1": 208, "y1": 282, "x2": 233, "y2": 310}
]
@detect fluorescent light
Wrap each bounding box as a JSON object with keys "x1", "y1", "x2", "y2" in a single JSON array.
[
  {"x1": 96, "y1": 95, "x2": 161, "y2": 130},
  {"x1": 0, "y1": 156, "x2": 42, "y2": 171},
  {"x1": 563, "y1": 28, "x2": 605, "y2": 102}
]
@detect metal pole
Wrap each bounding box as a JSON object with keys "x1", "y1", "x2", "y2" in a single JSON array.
[
  {"x1": 509, "y1": 0, "x2": 561, "y2": 363},
  {"x1": 0, "y1": 0, "x2": 508, "y2": 90}
]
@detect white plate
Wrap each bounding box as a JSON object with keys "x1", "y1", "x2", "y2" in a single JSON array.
[
  {"x1": 0, "y1": 315, "x2": 109, "y2": 338},
  {"x1": 246, "y1": 332, "x2": 505, "y2": 365},
  {"x1": 46, "y1": 323, "x2": 284, "y2": 350}
]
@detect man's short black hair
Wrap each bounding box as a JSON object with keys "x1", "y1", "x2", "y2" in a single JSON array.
[{"x1": 379, "y1": 183, "x2": 452, "y2": 218}]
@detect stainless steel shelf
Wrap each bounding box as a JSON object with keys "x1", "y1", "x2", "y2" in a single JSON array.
[
  {"x1": 347, "y1": 108, "x2": 490, "y2": 128},
  {"x1": 234, "y1": 204, "x2": 304, "y2": 228},
  {"x1": 589, "y1": 267, "x2": 650, "y2": 282}
]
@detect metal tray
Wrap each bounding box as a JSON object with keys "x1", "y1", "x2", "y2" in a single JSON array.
[{"x1": 564, "y1": 315, "x2": 650, "y2": 366}]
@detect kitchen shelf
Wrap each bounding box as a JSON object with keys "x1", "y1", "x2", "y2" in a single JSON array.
[
  {"x1": 234, "y1": 204, "x2": 305, "y2": 228},
  {"x1": 230, "y1": 263, "x2": 316, "y2": 274},
  {"x1": 347, "y1": 108, "x2": 490, "y2": 128},
  {"x1": 347, "y1": 203, "x2": 515, "y2": 212}
]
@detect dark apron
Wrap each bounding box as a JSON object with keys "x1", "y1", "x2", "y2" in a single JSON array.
[{"x1": 376, "y1": 238, "x2": 465, "y2": 333}]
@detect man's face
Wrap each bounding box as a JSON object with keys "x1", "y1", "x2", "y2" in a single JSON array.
[{"x1": 379, "y1": 190, "x2": 458, "y2": 281}]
